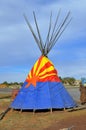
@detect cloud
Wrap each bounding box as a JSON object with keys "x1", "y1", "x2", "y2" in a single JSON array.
[{"x1": 0, "y1": 0, "x2": 86, "y2": 82}]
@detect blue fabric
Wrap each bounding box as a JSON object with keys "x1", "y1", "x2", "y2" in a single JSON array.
[{"x1": 10, "y1": 81, "x2": 77, "y2": 109}]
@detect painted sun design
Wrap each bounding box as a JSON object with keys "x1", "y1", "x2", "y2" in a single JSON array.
[{"x1": 25, "y1": 56, "x2": 60, "y2": 88}]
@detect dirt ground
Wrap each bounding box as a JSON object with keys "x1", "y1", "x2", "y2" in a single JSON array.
[
  {"x1": 0, "y1": 107, "x2": 86, "y2": 130},
  {"x1": 0, "y1": 93, "x2": 86, "y2": 130},
  {"x1": 44, "y1": 110, "x2": 86, "y2": 130}
]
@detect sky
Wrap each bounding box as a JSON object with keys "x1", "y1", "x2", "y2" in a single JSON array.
[{"x1": 0, "y1": 0, "x2": 86, "y2": 83}]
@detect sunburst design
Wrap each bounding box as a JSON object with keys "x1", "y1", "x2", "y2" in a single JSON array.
[{"x1": 25, "y1": 56, "x2": 60, "y2": 87}]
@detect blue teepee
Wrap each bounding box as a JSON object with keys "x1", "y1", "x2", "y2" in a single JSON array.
[
  {"x1": 10, "y1": 11, "x2": 77, "y2": 110},
  {"x1": 10, "y1": 56, "x2": 77, "y2": 110}
]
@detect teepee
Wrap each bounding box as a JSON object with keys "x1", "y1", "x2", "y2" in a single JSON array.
[{"x1": 10, "y1": 11, "x2": 77, "y2": 110}]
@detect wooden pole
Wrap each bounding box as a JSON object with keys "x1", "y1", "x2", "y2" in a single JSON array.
[
  {"x1": 50, "y1": 108, "x2": 52, "y2": 113},
  {"x1": 33, "y1": 109, "x2": 35, "y2": 115},
  {"x1": 64, "y1": 108, "x2": 66, "y2": 112},
  {"x1": 19, "y1": 109, "x2": 22, "y2": 113}
]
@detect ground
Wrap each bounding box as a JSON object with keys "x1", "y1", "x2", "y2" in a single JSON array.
[
  {"x1": 44, "y1": 110, "x2": 86, "y2": 130},
  {"x1": 0, "y1": 93, "x2": 86, "y2": 130}
]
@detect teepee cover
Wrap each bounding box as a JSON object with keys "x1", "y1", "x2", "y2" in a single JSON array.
[
  {"x1": 10, "y1": 11, "x2": 77, "y2": 110},
  {"x1": 10, "y1": 56, "x2": 76, "y2": 109}
]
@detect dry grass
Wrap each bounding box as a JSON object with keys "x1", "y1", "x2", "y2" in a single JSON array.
[{"x1": 0, "y1": 93, "x2": 86, "y2": 130}]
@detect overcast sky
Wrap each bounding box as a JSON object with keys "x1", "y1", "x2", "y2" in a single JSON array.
[{"x1": 0, "y1": 0, "x2": 86, "y2": 83}]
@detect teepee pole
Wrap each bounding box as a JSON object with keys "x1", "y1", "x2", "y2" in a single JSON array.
[
  {"x1": 23, "y1": 14, "x2": 43, "y2": 53},
  {"x1": 50, "y1": 9, "x2": 61, "y2": 41},
  {"x1": 48, "y1": 11, "x2": 71, "y2": 53},
  {"x1": 44, "y1": 11, "x2": 52, "y2": 53},
  {"x1": 53, "y1": 17, "x2": 72, "y2": 45},
  {"x1": 0, "y1": 107, "x2": 11, "y2": 120},
  {"x1": 33, "y1": 109, "x2": 35, "y2": 115},
  {"x1": 24, "y1": 11, "x2": 71, "y2": 56},
  {"x1": 20, "y1": 109, "x2": 22, "y2": 113},
  {"x1": 50, "y1": 108, "x2": 53, "y2": 113},
  {"x1": 64, "y1": 108, "x2": 66, "y2": 112},
  {"x1": 46, "y1": 9, "x2": 61, "y2": 55},
  {"x1": 33, "y1": 11, "x2": 44, "y2": 52},
  {"x1": 52, "y1": 11, "x2": 71, "y2": 42}
]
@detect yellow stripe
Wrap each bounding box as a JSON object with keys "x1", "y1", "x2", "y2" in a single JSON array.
[
  {"x1": 28, "y1": 59, "x2": 39, "y2": 78},
  {"x1": 33, "y1": 60, "x2": 39, "y2": 74},
  {"x1": 28, "y1": 56, "x2": 55, "y2": 79},
  {"x1": 39, "y1": 73, "x2": 56, "y2": 79},
  {"x1": 35, "y1": 57, "x2": 49, "y2": 75},
  {"x1": 39, "y1": 66, "x2": 54, "y2": 76}
]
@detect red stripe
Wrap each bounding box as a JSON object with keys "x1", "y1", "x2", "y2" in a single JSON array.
[
  {"x1": 26, "y1": 74, "x2": 30, "y2": 82},
  {"x1": 38, "y1": 75, "x2": 61, "y2": 82},
  {"x1": 25, "y1": 79, "x2": 29, "y2": 82},
  {"x1": 38, "y1": 61, "x2": 53, "y2": 74},
  {"x1": 39, "y1": 70, "x2": 57, "y2": 77},
  {"x1": 31, "y1": 66, "x2": 34, "y2": 77},
  {"x1": 35, "y1": 56, "x2": 43, "y2": 74}
]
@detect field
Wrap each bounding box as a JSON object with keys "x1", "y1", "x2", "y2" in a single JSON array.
[{"x1": 0, "y1": 89, "x2": 86, "y2": 130}]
